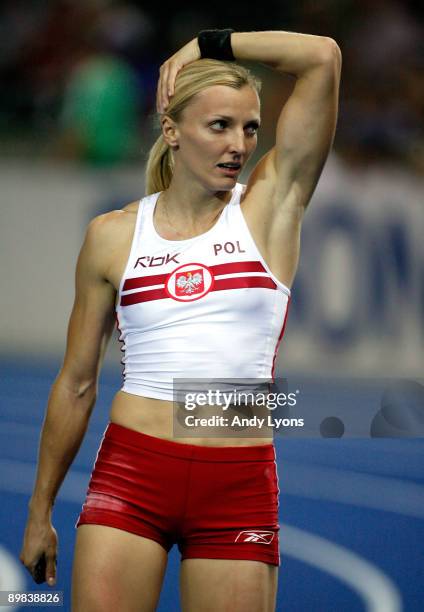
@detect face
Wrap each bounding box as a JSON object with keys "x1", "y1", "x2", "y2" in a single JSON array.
[{"x1": 163, "y1": 84, "x2": 261, "y2": 192}]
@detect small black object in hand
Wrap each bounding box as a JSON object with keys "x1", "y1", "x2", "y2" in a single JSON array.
[{"x1": 33, "y1": 553, "x2": 47, "y2": 584}]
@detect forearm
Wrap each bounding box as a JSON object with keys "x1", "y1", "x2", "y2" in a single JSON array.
[
  {"x1": 28, "y1": 374, "x2": 96, "y2": 517},
  {"x1": 231, "y1": 30, "x2": 338, "y2": 76}
]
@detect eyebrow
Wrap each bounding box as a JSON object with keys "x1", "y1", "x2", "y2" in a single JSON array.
[{"x1": 210, "y1": 115, "x2": 261, "y2": 125}]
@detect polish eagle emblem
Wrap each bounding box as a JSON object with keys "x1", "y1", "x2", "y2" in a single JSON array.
[
  {"x1": 176, "y1": 270, "x2": 204, "y2": 294},
  {"x1": 166, "y1": 263, "x2": 213, "y2": 301}
]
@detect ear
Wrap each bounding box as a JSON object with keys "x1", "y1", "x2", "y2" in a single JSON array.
[{"x1": 161, "y1": 115, "x2": 179, "y2": 150}]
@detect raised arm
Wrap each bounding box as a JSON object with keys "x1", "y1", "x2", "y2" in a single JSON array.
[
  {"x1": 232, "y1": 30, "x2": 342, "y2": 207},
  {"x1": 231, "y1": 31, "x2": 342, "y2": 286},
  {"x1": 20, "y1": 214, "x2": 117, "y2": 586},
  {"x1": 156, "y1": 29, "x2": 341, "y2": 206},
  {"x1": 156, "y1": 30, "x2": 341, "y2": 286}
]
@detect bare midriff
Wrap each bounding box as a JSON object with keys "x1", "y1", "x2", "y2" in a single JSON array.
[{"x1": 109, "y1": 390, "x2": 272, "y2": 447}]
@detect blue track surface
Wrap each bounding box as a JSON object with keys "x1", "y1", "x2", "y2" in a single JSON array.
[{"x1": 1, "y1": 359, "x2": 423, "y2": 611}]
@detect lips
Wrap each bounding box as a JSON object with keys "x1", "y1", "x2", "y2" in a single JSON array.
[
  {"x1": 217, "y1": 166, "x2": 239, "y2": 177},
  {"x1": 217, "y1": 162, "x2": 241, "y2": 169},
  {"x1": 216, "y1": 162, "x2": 241, "y2": 176}
]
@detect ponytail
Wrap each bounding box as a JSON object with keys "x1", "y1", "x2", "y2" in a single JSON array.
[{"x1": 145, "y1": 134, "x2": 174, "y2": 195}]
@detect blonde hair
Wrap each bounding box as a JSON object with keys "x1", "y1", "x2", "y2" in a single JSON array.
[{"x1": 145, "y1": 59, "x2": 261, "y2": 195}]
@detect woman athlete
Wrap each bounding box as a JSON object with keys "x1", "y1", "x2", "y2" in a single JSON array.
[{"x1": 20, "y1": 29, "x2": 341, "y2": 612}]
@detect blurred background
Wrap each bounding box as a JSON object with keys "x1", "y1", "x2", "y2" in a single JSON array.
[
  {"x1": 1, "y1": 1, "x2": 423, "y2": 611},
  {"x1": 1, "y1": 0, "x2": 424, "y2": 375}
]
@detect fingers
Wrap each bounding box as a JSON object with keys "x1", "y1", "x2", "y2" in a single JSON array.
[
  {"x1": 45, "y1": 553, "x2": 57, "y2": 586},
  {"x1": 19, "y1": 552, "x2": 45, "y2": 584},
  {"x1": 160, "y1": 62, "x2": 171, "y2": 113},
  {"x1": 157, "y1": 60, "x2": 176, "y2": 114},
  {"x1": 167, "y1": 65, "x2": 179, "y2": 99},
  {"x1": 20, "y1": 522, "x2": 58, "y2": 586},
  {"x1": 32, "y1": 553, "x2": 46, "y2": 584},
  {"x1": 20, "y1": 551, "x2": 57, "y2": 586},
  {"x1": 156, "y1": 64, "x2": 165, "y2": 113},
  {"x1": 156, "y1": 38, "x2": 201, "y2": 113}
]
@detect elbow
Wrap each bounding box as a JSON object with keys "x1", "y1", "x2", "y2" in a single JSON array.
[
  {"x1": 57, "y1": 371, "x2": 98, "y2": 401},
  {"x1": 319, "y1": 38, "x2": 342, "y2": 67},
  {"x1": 74, "y1": 380, "x2": 98, "y2": 400},
  {"x1": 70, "y1": 380, "x2": 98, "y2": 416},
  {"x1": 314, "y1": 38, "x2": 342, "y2": 83}
]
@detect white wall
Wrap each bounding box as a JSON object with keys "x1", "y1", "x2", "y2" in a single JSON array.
[{"x1": 1, "y1": 160, "x2": 144, "y2": 361}]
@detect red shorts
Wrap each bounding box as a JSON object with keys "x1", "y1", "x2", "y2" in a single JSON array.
[{"x1": 76, "y1": 422, "x2": 280, "y2": 566}]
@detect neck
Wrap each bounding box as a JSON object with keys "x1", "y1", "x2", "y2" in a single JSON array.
[{"x1": 158, "y1": 173, "x2": 235, "y2": 237}]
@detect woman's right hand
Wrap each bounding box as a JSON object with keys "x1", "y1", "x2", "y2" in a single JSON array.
[
  {"x1": 20, "y1": 513, "x2": 58, "y2": 586},
  {"x1": 156, "y1": 37, "x2": 201, "y2": 113}
]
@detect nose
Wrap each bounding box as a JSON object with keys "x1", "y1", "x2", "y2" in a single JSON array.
[{"x1": 228, "y1": 129, "x2": 247, "y2": 156}]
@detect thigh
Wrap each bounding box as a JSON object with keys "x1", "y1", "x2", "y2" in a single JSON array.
[
  {"x1": 180, "y1": 558, "x2": 278, "y2": 612},
  {"x1": 72, "y1": 525, "x2": 168, "y2": 612}
]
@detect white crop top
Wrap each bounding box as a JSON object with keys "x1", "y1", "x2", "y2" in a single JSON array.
[{"x1": 115, "y1": 183, "x2": 291, "y2": 401}]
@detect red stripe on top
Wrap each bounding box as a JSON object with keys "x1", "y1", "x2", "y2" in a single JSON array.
[
  {"x1": 271, "y1": 296, "x2": 291, "y2": 381},
  {"x1": 213, "y1": 276, "x2": 277, "y2": 292},
  {"x1": 122, "y1": 261, "x2": 267, "y2": 292},
  {"x1": 121, "y1": 288, "x2": 167, "y2": 306},
  {"x1": 120, "y1": 276, "x2": 277, "y2": 306},
  {"x1": 210, "y1": 261, "x2": 266, "y2": 276},
  {"x1": 123, "y1": 273, "x2": 168, "y2": 291}
]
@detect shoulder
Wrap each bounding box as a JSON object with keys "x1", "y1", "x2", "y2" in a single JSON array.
[
  {"x1": 88, "y1": 200, "x2": 140, "y2": 232},
  {"x1": 122, "y1": 200, "x2": 141, "y2": 213},
  {"x1": 79, "y1": 200, "x2": 141, "y2": 276},
  {"x1": 85, "y1": 200, "x2": 140, "y2": 246}
]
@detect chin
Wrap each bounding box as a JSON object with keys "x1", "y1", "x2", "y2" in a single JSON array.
[
  {"x1": 215, "y1": 176, "x2": 239, "y2": 190},
  {"x1": 201, "y1": 179, "x2": 234, "y2": 195},
  {"x1": 197, "y1": 171, "x2": 239, "y2": 195}
]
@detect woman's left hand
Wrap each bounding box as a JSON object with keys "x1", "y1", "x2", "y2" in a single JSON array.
[{"x1": 156, "y1": 38, "x2": 201, "y2": 113}]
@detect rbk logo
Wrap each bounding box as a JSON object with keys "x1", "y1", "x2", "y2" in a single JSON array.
[
  {"x1": 235, "y1": 531, "x2": 275, "y2": 544},
  {"x1": 134, "y1": 253, "x2": 180, "y2": 268}
]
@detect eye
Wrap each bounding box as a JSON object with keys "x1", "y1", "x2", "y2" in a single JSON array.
[
  {"x1": 245, "y1": 122, "x2": 259, "y2": 136},
  {"x1": 210, "y1": 119, "x2": 227, "y2": 131}
]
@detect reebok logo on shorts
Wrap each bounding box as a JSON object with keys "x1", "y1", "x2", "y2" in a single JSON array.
[{"x1": 235, "y1": 530, "x2": 275, "y2": 544}]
